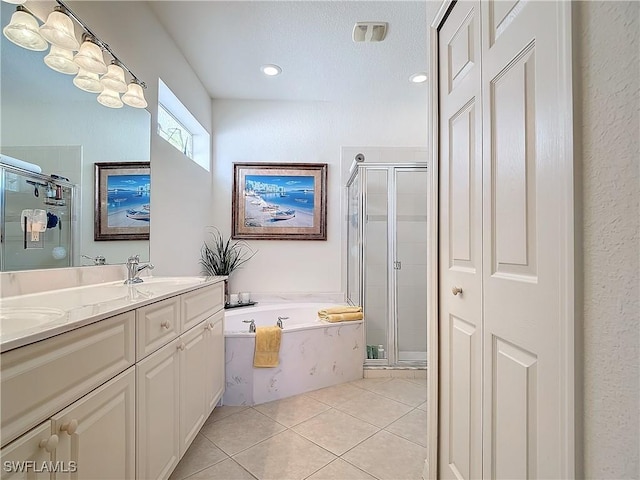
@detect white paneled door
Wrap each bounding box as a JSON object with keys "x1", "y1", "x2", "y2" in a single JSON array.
[
  {"x1": 438, "y1": 1, "x2": 483, "y2": 478},
  {"x1": 437, "y1": 1, "x2": 574, "y2": 479}
]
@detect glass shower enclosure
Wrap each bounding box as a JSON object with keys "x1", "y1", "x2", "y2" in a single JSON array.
[
  {"x1": 346, "y1": 163, "x2": 428, "y2": 366},
  {"x1": 1, "y1": 163, "x2": 75, "y2": 271}
]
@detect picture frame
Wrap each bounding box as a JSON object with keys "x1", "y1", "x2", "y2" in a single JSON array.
[
  {"x1": 94, "y1": 162, "x2": 150, "y2": 241},
  {"x1": 232, "y1": 162, "x2": 327, "y2": 240}
]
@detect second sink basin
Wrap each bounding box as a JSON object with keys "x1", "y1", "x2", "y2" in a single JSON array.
[{"x1": 0, "y1": 307, "x2": 66, "y2": 335}]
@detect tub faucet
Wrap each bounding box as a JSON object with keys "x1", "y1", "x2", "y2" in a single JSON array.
[
  {"x1": 277, "y1": 316, "x2": 289, "y2": 329},
  {"x1": 242, "y1": 319, "x2": 256, "y2": 333},
  {"x1": 124, "y1": 254, "x2": 154, "y2": 284}
]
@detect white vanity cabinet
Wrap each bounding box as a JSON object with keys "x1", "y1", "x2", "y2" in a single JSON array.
[
  {"x1": 0, "y1": 278, "x2": 225, "y2": 480},
  {"x1": 137, "y1": 283, "x2": 225, "y2": 479},
  {"x1": 52, "y1": 368, "x2": 135, "y2": 480}
]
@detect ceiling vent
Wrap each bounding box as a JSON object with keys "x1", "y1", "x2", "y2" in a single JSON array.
[{"x1": 352, "y1": 22, "x2": 388, "y2": 43}]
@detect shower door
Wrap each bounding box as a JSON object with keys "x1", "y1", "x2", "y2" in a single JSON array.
[
  {"x1": 348, "y1": 164, "x2": 427, "y2": 366},
  {"x1": 393, "y1": 168, "x2": 428, "y2": 363}
]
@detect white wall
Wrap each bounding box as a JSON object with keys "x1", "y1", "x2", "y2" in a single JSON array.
[
  {"x1": 211, "y1": 99, "x2": 427, "y2": 294},
  {"x1": 67, "y1": 1, "x2": 214, "y2": 276},
  {"x1": 576, "y1": 2, "x2": 639, "y2": 478}
]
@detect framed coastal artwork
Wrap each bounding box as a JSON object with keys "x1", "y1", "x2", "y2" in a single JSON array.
[
  {"x1": 232, "y1": 163, "x2": 327, "y2": 240},
  {"x1": 94, "y1": 162, "x2": 150, "y2": 241}
]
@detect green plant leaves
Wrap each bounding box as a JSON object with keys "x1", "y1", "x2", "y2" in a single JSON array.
[{"x1": 200, "y1": 227, "x2": 256, "y2": 276}]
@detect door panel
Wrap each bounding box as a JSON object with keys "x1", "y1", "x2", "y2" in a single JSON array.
[
  {"x1": 490, "y1": 44, "x2": 537, "y2": 280},
  {"x1": 492, "y1": 338, "x2": 538, "y2": 480},
  {"x1": 438, "y1": 1, "x2": 483, "y2": 479},
  {"x1": 482, "y1": 1, "x2": 568, "y2": 478}
]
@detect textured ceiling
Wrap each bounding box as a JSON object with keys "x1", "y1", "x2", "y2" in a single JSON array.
[{"x1": 148, "y1": 1, "x2": 428, "y2": 103}]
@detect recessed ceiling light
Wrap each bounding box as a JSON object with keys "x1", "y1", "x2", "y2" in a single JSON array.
[
  {"x1": 261, "y1": 64, "x2": 282, "y2": 76},
  {"x1": 409, "y1": 72, "x2": 428, "y2": 84}
]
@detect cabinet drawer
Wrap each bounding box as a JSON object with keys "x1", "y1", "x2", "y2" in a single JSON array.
[
  {"x1": 180, "y1": 283, "x2": 224, "y2": 333},
  {"x1": 1, "y1": 312, "x2": 135, "y2": 448},
  {"x1": 136, "y1": 297, "x2": 180, "y2": 361}
]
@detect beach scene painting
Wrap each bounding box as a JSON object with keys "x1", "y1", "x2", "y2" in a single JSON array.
[
  {"x1": 233, "y1": 163, "x2": 327, "y2": 240},
  {"x1": 244, "y1": 175, "x2": 314, "y2": 228},
  {"x1": 107, "y1": 174, "x2": 150, "y2": 227},
  {"x1": 94, "y1": 162, "x2": 150, "y2": 241}
]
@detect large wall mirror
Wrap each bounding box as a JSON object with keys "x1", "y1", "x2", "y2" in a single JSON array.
[{"x1": 0, "y1": 1, "x2": 151, "y2": 271}]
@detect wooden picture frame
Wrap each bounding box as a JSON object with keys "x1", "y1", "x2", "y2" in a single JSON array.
[
  {"x1": 94, "y1": 162, "x2": 150, "y2": 241},
  {"x1": 232, "y1": 163, "x2": 327, "y2": 240}
]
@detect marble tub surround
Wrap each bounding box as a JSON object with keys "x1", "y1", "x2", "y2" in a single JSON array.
[
  {"x1": 224, "y1": 304, "x2": 363, "y2": 405},
  {"x1": 0, "y1": 275, "x2": 225, "y2": 351},
  {"x1": 246, "y1": 292, "x2": 345, "y2": 305}
]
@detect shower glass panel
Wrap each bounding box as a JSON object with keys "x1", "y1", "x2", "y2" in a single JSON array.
[
  {"x1": 395, "y1": 168, "x2": 428, "y2": 363},
  {"x1": 347, "y1": 174, "x2": 361, "y2": 307},
  {"x1": 364, "y1": 169, "x2": 389, "y2": 362}
]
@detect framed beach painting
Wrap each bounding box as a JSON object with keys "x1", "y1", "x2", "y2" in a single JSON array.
[
  {"x1": 94, "y1": 162, "x2": 150, "y2": 241},
  {"x1": 232, "y1": 163, "x2": 327, "y2": 240}
]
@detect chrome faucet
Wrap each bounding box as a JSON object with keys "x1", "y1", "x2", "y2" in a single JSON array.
[
  {"x1": 242, "y1": 319, "x2": 256, "y2": 333},
  {"x1": 277, "y1": 316, "x2": 288, "y2": 329},
  {"x1": 124, "y1": 254, "x2": 154, "y2": 284},
  {"x1": 82, "y1": 254, "x2": 106, "y2": 265}
]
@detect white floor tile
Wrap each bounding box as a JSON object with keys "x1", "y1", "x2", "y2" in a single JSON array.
[
  {"x1": 200, "y1": 409, "x2": 286, "y2": 456},
  {"x1": 342, "y1": 430, "x2": 427, "y2": 480},
  {"x1": 233, "y1": 430, "x2": 336, "y2": 480},
  {"x1": 293, "y1": 409, "x2": 379, "y2": 455}
]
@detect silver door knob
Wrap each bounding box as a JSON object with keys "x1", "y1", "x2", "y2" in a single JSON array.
[{"x1": 452, "y1": 286, "x2": 463, "y2": 296}]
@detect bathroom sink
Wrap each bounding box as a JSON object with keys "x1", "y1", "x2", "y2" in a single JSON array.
[{"x1": 0, "y1": 307, "x2": 66, "y2": 335}]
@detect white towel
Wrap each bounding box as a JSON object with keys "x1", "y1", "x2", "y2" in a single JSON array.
[{"x1": 1, "y1": 154, "x2": 42, "y2": 174}]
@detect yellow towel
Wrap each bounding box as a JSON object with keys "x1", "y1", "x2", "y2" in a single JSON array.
[
  {"x1": 318, "y1": 305, "x2": 363, "y2": 317},
  {"x1": 321, "y1": 312, "x2": 364, "y2": 323},
  {"x1": 253, "y1": 326, "x2": 282, "y2": 368}
]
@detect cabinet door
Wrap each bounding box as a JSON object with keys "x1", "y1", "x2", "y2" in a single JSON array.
[
  {"x1": 205, "y1": 310, "x2": 225, "y2": 414},
  {"x1": 0, "y1": 422, "x2": 56, "y2": 480},
  {"x1": 51, "y1": 368, "x2": 135, "y2": 480},
  {"x1": 136, "y1": 339, "x2": 180, "y2": 480},
  {"x1": 179, "y1": 325, "x2": 207, "y2": 456}
]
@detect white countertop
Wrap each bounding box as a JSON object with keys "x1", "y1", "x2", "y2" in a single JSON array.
[{"x1": 0, "y1": 276, "x2": 225, "y2": 352}]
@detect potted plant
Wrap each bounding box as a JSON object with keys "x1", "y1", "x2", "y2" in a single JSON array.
[{"x1": 200, "y1": 227, "x2": 256, "y2": 305}]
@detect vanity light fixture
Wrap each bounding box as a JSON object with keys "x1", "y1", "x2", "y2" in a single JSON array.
[
  {"x1": 100, "y1": 61, "x2": 127, "y2": 93},
  {"x1": 261, "y1": 64, "x2": 282, "y2": 76},
  {"x1": 97, "y1": 87, "x2": 123, "y2": 109},
  {"x1": 2, "y1": 6, "x2": 48, "y2": 51},
  {"x1": 44, "y1": 44, "x2": 79, "y2": 75},
  {"x1": 2, "y1": 0, "x2": 147, "y2": 109},
  {"x1": 73, "y1": 68, "x2": 103, "y2": 94},
  {"x1": 74, "y1": 35, "x2": 107, "y2": 74},
  {"x1": 409, "y1": 72, "x2": 428, "y2": 84},
  {"x1": 39, "y1": 5, "x2": 79, "y2": 51},
  {"x1": 122, "y1": 80, "x2": 148, "y2": 109}
]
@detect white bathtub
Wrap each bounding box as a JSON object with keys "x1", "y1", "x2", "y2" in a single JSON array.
[{"x1": 223, "y1": 303, "x2": 364, "y2": 406}]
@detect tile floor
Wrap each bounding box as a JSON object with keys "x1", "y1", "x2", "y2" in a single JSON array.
[{"x1": 169, "y1": 376, "x2": 427, "y2": 480}]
